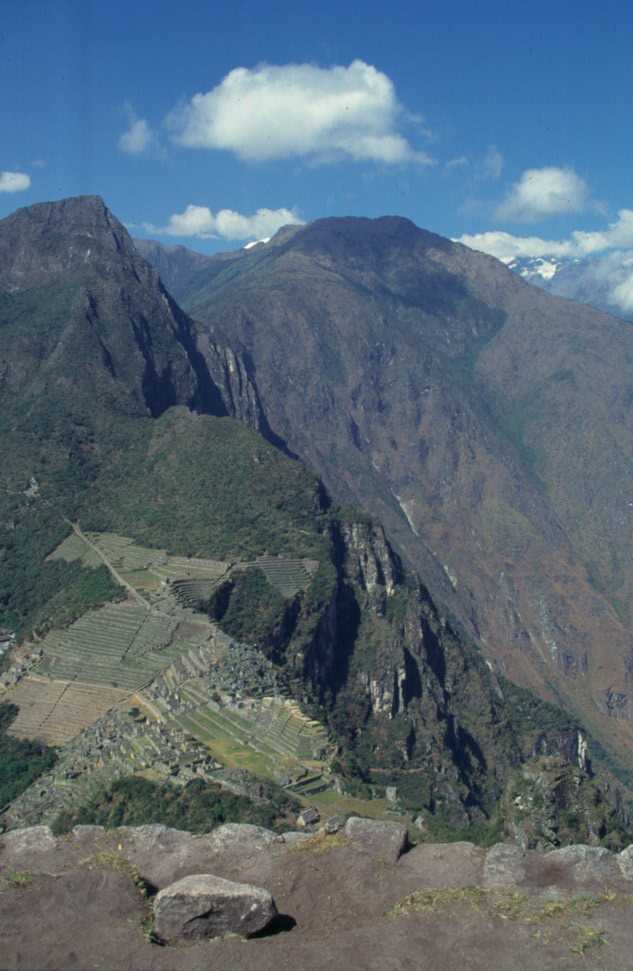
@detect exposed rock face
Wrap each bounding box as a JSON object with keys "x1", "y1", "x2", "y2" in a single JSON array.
[
  {"x1": 339, "y1": 521, "x2": 401, "y2": 611},
  {"x1": 483, "y1": 843, "x2": 527, "y2": 887},
  {"x1": 617, "y1": 844, "x2": 633, "y2": 879},
  {"x1": 0, "y1": 196, "x2": 230, "y2": 431},
  {"x1": 153, "y1": 873, "x2": 277, "y2": 941},
  {"x1": 324, "y1": 815, "x2": 346, "y2": 834},
  {"x1": 502, "y1": 756, "x2": 630, "y2": 850},
  {"x1": 248, "y1": 508, "x2": 624, "y2": 827},
  {"x1": 0, "y1": 196, "x2": 140, "y2": 291},
  {"x1": 344, "y1": 817, "x2": 409, "y2": 863},
  {"x1": 544, "y1": 844, "x2": 614, "y2": 882},
  {"x1": 108, "y1": 823, "x2": 282, "y2": 889},
  {"x1": 0, "y1": 824, "x2": 57, "y2": 853},
  {"x1": 0, "y1": 196, "x2": 281, "y2": 446},
  {"x1": 206, "y1": 823, "x2": 282, "y2": 851},
  {"x1": 200, "y1": 339, "x2": 263, "y2": 428}
]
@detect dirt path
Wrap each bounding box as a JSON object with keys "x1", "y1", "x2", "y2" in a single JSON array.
[{"x1": 67, "y1": 521, "x2": 152, "y2": 610}]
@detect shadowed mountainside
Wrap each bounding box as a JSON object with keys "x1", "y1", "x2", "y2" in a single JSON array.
[{"x1": 140, "y1": 217, "x2": 633, "y2": 771}]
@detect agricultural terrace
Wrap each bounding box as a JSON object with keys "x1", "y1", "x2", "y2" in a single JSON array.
[
  {"x1": 5, "y1": 678, "x2": 128, "y2": 745},
  {"x1": 35, "y1": 601, "x2": 210, "y2": 692},
  {"x1": 251, "y1": 556, "x2": 319, "y2": 597},
  {"x1": 50, "y1": 531, "x2": 230, "y2": 597},
  {"x1": 48, "y1": 532, "x2": 102, "y2": 569},
  {"x1": 49, "y1": 532, "x2": 318, "y2": 606},
  {"x1": 163, "y1": 687, "x2": 330, "y2": 790}
]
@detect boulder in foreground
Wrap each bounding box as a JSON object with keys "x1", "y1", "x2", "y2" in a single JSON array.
[
  {"x1": 153, "y1": 873, "x2": 277, "y2": 942},
  {"x1": 344, "y1": 817, "x2": 408, "y2": 863}
]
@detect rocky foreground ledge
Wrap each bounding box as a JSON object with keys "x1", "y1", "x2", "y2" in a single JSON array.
[{"x1": 2, "y1": 821, "x2": 633, "y2": 970}]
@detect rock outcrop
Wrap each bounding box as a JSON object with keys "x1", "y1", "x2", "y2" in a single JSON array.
[
  {"x1": 153, "y1": 873, "x2": 277, "y2": 941},
  {"x1": 3, "y1": 823, "x2": 633, "y2": 970},
  {"x1": 483, "y1": 842, "x2": 527, "y2": 887},
  {"x1": 344, "y1": 816, "x2": 409, "y2": 863}
]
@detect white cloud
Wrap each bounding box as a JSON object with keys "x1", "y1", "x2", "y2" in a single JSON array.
[
  {"x1": 496, "y1": 166, "x2": 588, "y2": 222},
  {"x1": 610, "y1": 272, "x2": 633, "y2": 312},
  {"x1": 579, "y1": 250, "x2": 633, "y2": 312},
  {"x1": 458, "y1": 211, "x2": 633, "y2": 314},
  {"x1": 118, "y1": 106, "x2": 156, "y2": 155},
  {"x1": 166, "y1": 60, "x2": 432, "y2": 165},
  {"x1": 457, "y1": 229, "x2": 575, "y2": 262},
  {"x1": 483, "y1": 145, "x2": 503, "y2": 180},
  {"x1": 145, "y1": 204, "x2": 304, "y2": 240},
  {"x1": 458, "y1": 209, "x2": 633, "y2": 264},
  {"x1": 569, "y1": 209, "x2": 633, "y2": 255},
  {"x1": 445, "y1": 156, "x2": 469, "y2": 171},
  {"x1": 0, "y1": 171, "x2": 31, "y2": 193}
]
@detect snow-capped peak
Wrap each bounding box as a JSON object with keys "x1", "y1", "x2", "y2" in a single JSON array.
[
  {"x1": 244, "y1": 237, "x2": 271, "y2": 251},
  {"x1": 507, "y1": 256, "x2": 562, "y2": 282}
]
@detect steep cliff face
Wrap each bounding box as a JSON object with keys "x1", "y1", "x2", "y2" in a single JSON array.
[
  {"x1": 211, "y1": 512, "x2": 609, "y2": 825},
  {"x1": 0, "y1": 196, "x2": 222, "y2": 428},
  {"x1": 0, "y1": 197, "x2": 276, "y2": 438},
  {"x1": 324, "y1": 524, "x2": 632, "y2": 831},
  {"x1": 196, "y1": 333, "x2": 278, "y2": 440},
  {"x1": 503, "y1": 753, "x2": 633, "y2": 850}
]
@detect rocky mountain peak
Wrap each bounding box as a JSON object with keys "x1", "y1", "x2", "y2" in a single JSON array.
[
  {"x1": 283, "y1": 214, "x2": 452, "y2": 265},
  {"x1": 0, "y1": 194, "x2": 141, "y2": 292}
]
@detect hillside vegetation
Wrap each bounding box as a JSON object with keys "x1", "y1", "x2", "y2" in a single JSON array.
[
  {"x1": 52, "y1": 775, "x2": 298, "y2": 835},
  {"x1": 0, "y1": 704, "x2": 57, "y2": 808}
]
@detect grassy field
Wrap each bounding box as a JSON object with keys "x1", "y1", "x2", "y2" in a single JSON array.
[{"x1": 306, "y1": 788, "x2": 391, "y2": 818}]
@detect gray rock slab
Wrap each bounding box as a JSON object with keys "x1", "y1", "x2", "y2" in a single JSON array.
[
  {"x1": 401, "y1": 841, "x2": 485, "y2": 888},
  {"x1": 544, "y1": 844, "x2": 614, "y2": 883},
  {"x1": 324, "y1": 815, "x2": 346, "y2": 834},
  {"x1": 483, "y1": 843, "x2": 527, "y2": 886},
  {"x1": 0, "y1": 825, "x2": 62, "y2": 871},
  {"x1": 0, "y1": 825, "x2": 57, "y2": 854},
  {"x1": 617, "y1": 844, "x2": 633, "y2": 880},
  {"x1": 280, "y1": 831, "x2": 313, "y2": 845},
  {"x1": 153, "y1": 872, "x2": 277, "y2": 941},
  {"x1": 71, "y1": 825, "x2": 106, "y2": 841},
  {"x1": 116, "y1": 822, "x2": 282, "y2": 888},
  {"x1": 344, "y1": 817, "x2": 408, "y2": 863},
  {"x1": 207, "y1": 823, "x2": 282, "y2": 851}
]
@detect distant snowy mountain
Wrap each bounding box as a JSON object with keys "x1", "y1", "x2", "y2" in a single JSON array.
[
  {"x1": 507, "y1": 251, "x2": 633, "y2": 321},
  {"x1": 507, "y1": 255, "x2": 571, "y2": 283},
  {"x1": 243, "y1": 237, "x2": 271, "y2": 250}
]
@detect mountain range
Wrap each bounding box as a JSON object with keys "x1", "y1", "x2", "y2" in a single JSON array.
[
  {"x1": 2, "y1": 195, "x2": 633, "y2": 842},
  {"x1": 137, "y1": 218, "x2": 633, "y2": 774},
  {"x1": 507, "y1": 252, "x2": 633, "y2": 322}
]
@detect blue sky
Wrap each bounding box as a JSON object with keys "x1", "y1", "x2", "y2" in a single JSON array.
[{"x1": 2, "y1": 0, "x2": 633, "y2": 261}]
